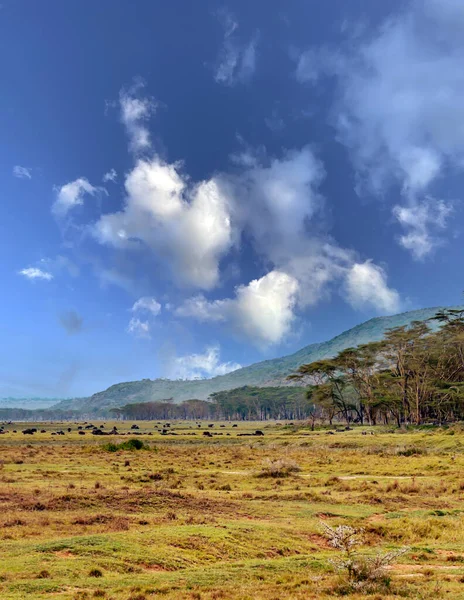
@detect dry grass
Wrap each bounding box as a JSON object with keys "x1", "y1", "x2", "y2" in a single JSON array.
[{"x1": 0, "y1": 420, "x2": 463, "y2": 598}]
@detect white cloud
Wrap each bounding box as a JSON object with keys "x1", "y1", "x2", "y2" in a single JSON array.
[
  {"x1": 393, "y1": 198, "x2": 452, "y2": 260},
  {"x1": 13, "y1": 165, "x2": 32, "y2": 179},
  {"x1": 311, "y1": 0, "x2": 464, "y2": 257},
  {"x1": 345, "y1": 261, "x2": 400, "y2": 314},
  {"x1": 226, "y1": 146, "x2": 355, "y2": 307},
  {"x1": 119, "y1": 82, "x2": 156, "y2": 153},
  {"x1": 167, "y1": 345, "x2": 241, "y2": 380},
  {"x1": 214, "y1": 11, "x2": 258, "y2": 86},
  {"x1": 93, "y1": 144, "x2": 400, "y2": 330},
  {"x1": 174, "y1": 294, "x2": 226, "y2": 322},
  {"x1": 131, "y1": 296, "x2": 161, "y2": 316},
  {"x1": 52, "y1": 178, "x2": 100, "y2": 217},
  {"x1": 231, "y1": 270, "x2": 299, "y2": 344},
  {"x1": 175, "y1": 270, "x2": 300, "y2": 346},
  {"x1": 94, "y1": 156, "x2": 234, "y2": 289},
  {"x1": 103, "y1": 168, "x2": 117, "y2": 183},
  {"x1": 127, "y1": 317, "x2": 151, "y2": 339},
  {"x1": 18, "y1": 267, "x2": 53, "y2": 281}
]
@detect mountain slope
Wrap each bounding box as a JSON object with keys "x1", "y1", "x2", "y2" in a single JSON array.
[{"x1": 53, "y1": 305, "x2": 458, "y2": 414}]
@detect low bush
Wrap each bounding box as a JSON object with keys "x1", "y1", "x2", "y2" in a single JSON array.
[
  {"x1": 257, "y1": 458, "x2": 301, "y2": 478},
  {"x1": 321, "y1": 521, "x2": 408, "y2": 593},
  {"x1": 102, "y1": 438, "x2": 147, "y2": 452}
]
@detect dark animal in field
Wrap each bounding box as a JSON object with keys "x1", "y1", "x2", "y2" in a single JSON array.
[
  {"x1": 203, "y1": 431, "x2": 213, "y2": 437},
  {"x1": 78, "y1": 431, "x2": 86, "y2": 435},
  {"x1": 255, "y1": 430, "x2": 264, "y2": 436},
  {"x1": 220, "y1": 425, "x2": 225, "y2": 427},
  {"x1": 326, "y1": 431, "x2": 335, "y2": 435},
  {"x1": 131, "y1": 424, "x2": 140, "y2": 430},
  {"x1": 85, "y1": 424, "x2": 94, "y2": 430},
  {"x1": 208, "y1": 424, "x2": 214, "y2": 428},
  {"x1": 22, "y1": 428, "x2": 35, "y2": 435},
  {"x1": 67, "y1": 428, "x2": 72, "y2": 432},
  {"x1": 91, "y1": 429, "x2": 105, "y2": 436},
  {"x1": 77, "y1": 426, "x2": 83, "y2": 430}
]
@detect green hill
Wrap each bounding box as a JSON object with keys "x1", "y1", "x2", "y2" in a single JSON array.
[{"x1": 53, "y1": 305, "x2": 458, "y2": 414}]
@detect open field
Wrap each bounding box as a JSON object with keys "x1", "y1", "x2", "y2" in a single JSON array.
[{"x1": 0, "y1": 421, "x2": 464, "y2": 599}]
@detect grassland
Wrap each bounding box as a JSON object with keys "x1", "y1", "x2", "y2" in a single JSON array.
[{"x1": 0, "y1": 421, "x2": 463, "y2": 599}]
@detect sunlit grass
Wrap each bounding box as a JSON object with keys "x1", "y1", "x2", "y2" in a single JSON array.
[{"x1": 0, "y1": 421, "x2": 463, "y2": 598}]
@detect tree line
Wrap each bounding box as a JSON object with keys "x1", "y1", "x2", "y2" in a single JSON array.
[
  {"x1": 290, "y1": 308, "x2": 464, "y2": 426},
  {"x1": 110, "y1": 386, "x2": 313, "y2": 421}
]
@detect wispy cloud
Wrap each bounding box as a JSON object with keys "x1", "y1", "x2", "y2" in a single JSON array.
[
  {"x1": 127, "y1": 317, "x2": 151, "y2": 339},
  {"x1": 131, "y1": 296, "x2": 161, "y2": 316},
  {"x1": 13, "y1": 165, "x2": 32, "y2": 179},
  {"x1": 214, "y1": 11, "x2": 258, "y2": 86},
  {"x1": 102, "y1": 168, "x2": 117, "y2": 183},
  {"x1": 18, "y1": 267, "x2": 53, "y2": 281},
  {"x1": 119, "y1": 80, "x2": 157, "y2": 153},
  {"x1": 296, "y1": 0, "x2": 464, "y2": 258},
  {"x1": 52, "y1": 177, "x2": 102, "y2": 217}
]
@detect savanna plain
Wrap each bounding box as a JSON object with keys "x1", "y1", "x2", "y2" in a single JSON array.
[{"x1": 1, "y1": 421, "x2": 463, "y2": 600}]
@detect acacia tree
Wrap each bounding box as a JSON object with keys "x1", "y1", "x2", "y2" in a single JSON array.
[
  {"x1": 289, "y1": 307, "x2": 464, "y2": 426},
  {"x1": 289, "y1": 359, "x2": 357, "y2": 424}
]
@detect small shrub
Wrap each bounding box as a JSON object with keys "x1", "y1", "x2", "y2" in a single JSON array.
[
  {"x1": 321, "y1": 521, "x2": 408, "y2": 593},
  {"x1": 89, "y1": 568, "x2": 103, "y2": 578},
  {"x1": 103, "y1": 438, "x2": 147, "y2": 452},
  {"x1": 36, "y1": 570, "x2": 51, "y2": 579},
  {"x1": 257, "y1": 459, "x2": 301, "y2": 478},
  {"x1": 396, "y1": 446, "x2": 425, "y2": 457}
]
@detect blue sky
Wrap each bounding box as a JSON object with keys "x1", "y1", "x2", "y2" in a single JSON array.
[{"x1": 1, "y1": 0, "x2": 463, "y2": 398}]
